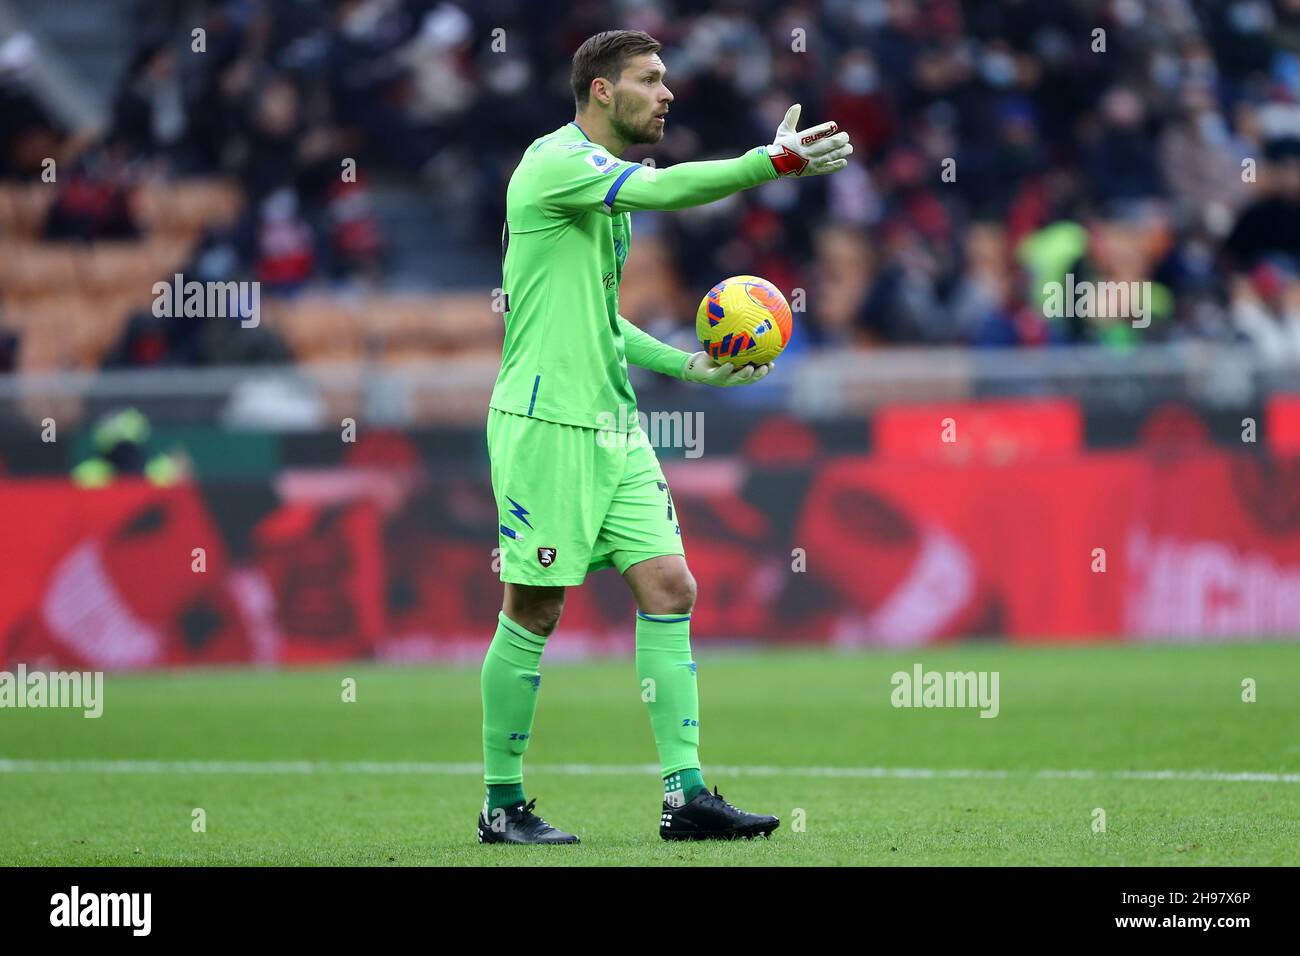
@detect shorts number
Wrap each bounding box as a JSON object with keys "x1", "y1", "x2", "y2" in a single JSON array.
[
  {"x1": 656, "y1": 481, "x2": 681, "y2": 536},
  {"x1": 656, "y1": 481, "x2": 674, "y2": 521}
]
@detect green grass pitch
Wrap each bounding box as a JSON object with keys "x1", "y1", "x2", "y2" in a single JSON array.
[{"x1": 2, "y1": 642, "x2": 1298, "y2": 866}]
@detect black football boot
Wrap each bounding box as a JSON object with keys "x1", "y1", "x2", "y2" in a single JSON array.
[
  {"x1": 659, "y1": 785, "x2": 779, "y2": 840},
  {"x1": 477, "y1": 797, "x2": 580, "y2": 845}
]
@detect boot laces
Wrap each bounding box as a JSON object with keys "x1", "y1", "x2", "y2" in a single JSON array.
[
  {"x1": 518, "y1": 798, "x2": 550, "y2": 829},
  {"x1": 710, "y1": 786, "x2": 741, "y2": 812}
]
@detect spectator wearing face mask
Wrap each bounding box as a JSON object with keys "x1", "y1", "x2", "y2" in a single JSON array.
[
  {"x1": 1224, "y1": 136, "x2": 1300, "y2": 273},
  {"x1": 1085, "y1": 86, "x2": 1167, "y2": 204},
  {"x1": 1159, "y1": 80, "x2": 1251, "y2": 233},
  {"x1": 822, "y1": 50, "x2": 896, "y2": 157}
]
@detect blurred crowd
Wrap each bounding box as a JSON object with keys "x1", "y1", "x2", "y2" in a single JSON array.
[
  {"x1": 4, "y1": 0, "x2": 1300, "y2": 362},
  {"x1": 443, "y1": 0, "x2": 1300, "y2": 357},
  {"x1": 2, "y1": 0, "x2": 403, "y2": 368}
]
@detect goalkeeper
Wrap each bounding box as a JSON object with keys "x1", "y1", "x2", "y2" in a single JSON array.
[{"x1": 479, "y1": 29, "x2": 852, "y2": 844}]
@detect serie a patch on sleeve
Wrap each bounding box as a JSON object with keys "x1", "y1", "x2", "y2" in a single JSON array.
[{"x1": 585, "y1": 151, "x2": 620, "y2": 174}]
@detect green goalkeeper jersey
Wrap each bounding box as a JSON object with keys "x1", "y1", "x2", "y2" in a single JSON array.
[{"x1": 489, "y1": 121, "x2": 778, "y2": 430}]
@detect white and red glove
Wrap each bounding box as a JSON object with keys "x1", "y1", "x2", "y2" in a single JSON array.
[
  {"x1": 683, "y1": 351, "x2": 774, "y2": 386},
  {"x1": 765, "y1": 103, "x2": 853, "y2": 176}
]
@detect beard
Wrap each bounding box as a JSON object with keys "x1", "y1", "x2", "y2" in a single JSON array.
[{"x1": 610, "y1": 92, "x2": 664, "y2": 145}]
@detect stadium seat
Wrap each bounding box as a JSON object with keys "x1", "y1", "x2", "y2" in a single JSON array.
[
  {"x1": 0, "y1": 183, "x2": 54, "y2": 239},
  {"x1": 0, "y1": 244, "x2": 81, "y2": 296},
  {"x1": 134, "y1": 180, "x2": 242, "y2": 240},
  {"x1": 81, "y1": 241, "x2": 159, "y2": 293}
]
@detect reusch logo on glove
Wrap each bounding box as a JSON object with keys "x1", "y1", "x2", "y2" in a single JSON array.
[{"x1": 801, "y1": 122, "x2": 837, "y2": 146}]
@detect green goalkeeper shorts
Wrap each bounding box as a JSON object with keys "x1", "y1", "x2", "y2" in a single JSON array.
[{"x1": 487, "y1": 408, "x2": 685, "y2": 587}]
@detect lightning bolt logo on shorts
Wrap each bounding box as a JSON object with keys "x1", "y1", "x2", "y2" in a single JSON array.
[{"x1": 500, "y1": 496, "x2": 532, "y2": 541}]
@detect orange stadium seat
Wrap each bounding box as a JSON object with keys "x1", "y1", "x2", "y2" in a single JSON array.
[
  {"x1": 0, "y1": 183, "x2": 55, "y2": 239},
  {"x1": 81, "y1": 241, "x2": 159, "y2": 293},
  {"x1": 143, "y1": 237, "x2": 190, "y2": 281},
  {"x1": 133, "y1": 180, "x2": 241, "y2": 241},
  {"x1": 352, "y1": 293, "x2": 498, "y2": 358},
  {"x1": 3, "y1": 286, "x2": 147, "y2": 369},
  {"x1": 272, "y1": 294, "x2": 366, "y2": 361},
  {"x1": 7, "y1": 297, "x2": 78, "y2": 369},
  {"x1": 0, "y1": 244, "x2": 81, "y2": 297},
  {"x1": 370, "y1": 296, "x2": 431, "y2": 352}
]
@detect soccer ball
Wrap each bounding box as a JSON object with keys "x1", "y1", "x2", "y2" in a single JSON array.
[{"x1": 695, "y1": 275, "x2": 793, "y2": 366}]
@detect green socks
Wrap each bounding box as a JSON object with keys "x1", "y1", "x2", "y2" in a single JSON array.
[
  {"x1": 664, "y1": 768, "x2": 706, "y2": 806},
  {"x1": 486, "y1": 782, "x2": 525, "y2": 813},
  {"x1": 483, "y1": 608, "x2": 708, "y2": 816},
  {"x1": 481, "y1": 611, "x2": 547, "y2": 814},
  {"x1": 635, "y1": 611, "x2": 706, "y2": 804}
]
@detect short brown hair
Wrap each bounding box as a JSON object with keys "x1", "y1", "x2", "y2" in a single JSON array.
[{"x1": 570, "y1": 30, "x2": 662, "y2": 109}]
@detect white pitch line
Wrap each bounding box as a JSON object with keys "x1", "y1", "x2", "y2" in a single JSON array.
[{"x1": 0, "y1": 759, "x2": 1297, "y2": 784}]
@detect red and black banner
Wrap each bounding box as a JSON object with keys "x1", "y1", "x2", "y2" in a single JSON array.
[{"x1": 1, "y1": 402, "x2": 1297, "y2": 669}]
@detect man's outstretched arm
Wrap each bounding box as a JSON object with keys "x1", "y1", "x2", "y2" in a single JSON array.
[
  {"x1": 611, "y1": 104, "x2": 851, "y2": 212},
  {"x1": 612, "y1": 149, "x2": 779, "y2": 212},
  {"x1": 540, "y1": 105, "x2": 851, "y2": 216}
]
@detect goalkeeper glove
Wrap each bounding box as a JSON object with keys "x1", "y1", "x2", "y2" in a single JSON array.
[
  {"x1": 683, "y1": 351, "x2": 774, "y2": 386},
  {"x1": 765, "y1": 103, "x2": 853, "y2": 177}
]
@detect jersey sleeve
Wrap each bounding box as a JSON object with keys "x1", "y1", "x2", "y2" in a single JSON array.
[
  {"x1": 618, "y1": 314, "x2": 691, "y2": 379},
  {"x1": 535, "y1": 143, "x2": 643, "y2": 216},
  {"x1": 611, "y1": 147, "x2": 778, "y2": 212},
  {"x1": 536, "y1": 143, "x2": 779, "y2": 216}
]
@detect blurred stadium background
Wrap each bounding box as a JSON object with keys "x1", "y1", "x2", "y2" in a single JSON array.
[{"x1": 2, "y1": 0, "x2": 1300, "y2": 674}]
